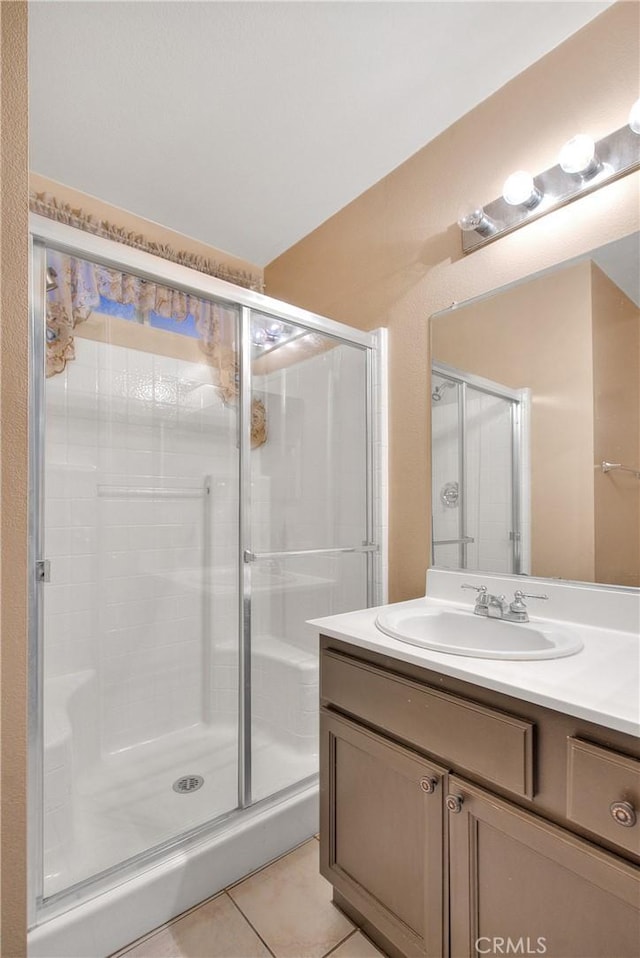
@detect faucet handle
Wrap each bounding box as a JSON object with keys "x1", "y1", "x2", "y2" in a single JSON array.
[
  {"x1": 461, "y1": 584, "x2": 489, "y2": 608},
  {"x1": 510, "y1": 589, "x2": 548, "y2": 613}
]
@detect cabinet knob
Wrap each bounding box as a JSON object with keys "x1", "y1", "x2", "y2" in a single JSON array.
[
  {"x1": 446, "y1": 794, "x2": 464, "y2": 814},
  {"x1": 610, "y1": 801, "x2": 637, "y2": 828},
  {"x1": 420, "y1": 777, "x2": 437, "y2": 794}
]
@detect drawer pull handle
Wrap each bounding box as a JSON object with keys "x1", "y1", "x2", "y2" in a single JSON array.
[
  {"x1": 446, "y1": 794, "x2": 464, "y2": 814},
  {"x1": 420, "y1": 777, "x2": 437, "y2": 794},
  {"x1": 610, "y1": 801, "x2": 637, "y2": 828}
]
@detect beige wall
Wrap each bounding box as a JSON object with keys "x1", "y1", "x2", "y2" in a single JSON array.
[
  {"x1": 591, "y1": 265, "x2": 640, "y2": 587},
  {"x1": 431, "y1": 262, "x2": 596, "y2": 583},
  {"x1": 0, "y1": 3, "x2": 29, "y2": 956},
  {"x1": 265, "y1": 2, "x2": 640, "y2": 602},
  {"x1": 30, "y1": 172, "x2": 263, "y2": 289}
]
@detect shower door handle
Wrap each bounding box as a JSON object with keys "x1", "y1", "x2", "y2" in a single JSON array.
[
  {"x1": 244, "y1": 545, "x2": 377, "y2": 562},
  {"x1": 432, "y1": 536, "x2": 475, "y2": 547}
]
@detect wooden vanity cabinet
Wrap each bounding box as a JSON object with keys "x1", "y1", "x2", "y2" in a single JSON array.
[{"x1": 319, "y1": 637, "x2": 640, "y2": 958}]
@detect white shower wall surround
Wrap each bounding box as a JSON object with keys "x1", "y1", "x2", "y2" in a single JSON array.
[
  {"x1": 43, "y1": 338, "x2": 239, "y2": 893},
  {"x1": 44, "y1": 340, "x2": 239, "y2": 745},
  {"x1": 464, "y1": 390, "x2": 514, "y2": 573}
]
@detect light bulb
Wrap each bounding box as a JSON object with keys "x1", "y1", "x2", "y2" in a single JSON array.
[
  {"x1": 629, "y1": 98, "x2": 640, "y2": 134},
  {"x1": 502, "y1": 171, "x2": 542, "y2": 208},
  {"x1": 559, "y1": 134, "x2": 600, "y2": 177},
  {"x1": 457, "y1": 207, "x2": 495, "y2": 236},
  {"x1": 266, "y1": 322, "x2": 282, "y2": 342}
]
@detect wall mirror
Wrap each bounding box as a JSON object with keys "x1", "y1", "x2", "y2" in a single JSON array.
[{"x1": 429, "y1": 230, "x2": 640, "y2": 589}]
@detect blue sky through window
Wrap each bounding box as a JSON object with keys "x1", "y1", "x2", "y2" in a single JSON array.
[{"x1": 94, "y1": 295, "x2": 199, "y2": 338}]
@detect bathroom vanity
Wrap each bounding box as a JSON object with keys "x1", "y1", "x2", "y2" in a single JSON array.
[{"x1": 312, "y1": 575, "x2": 640, "y2": 958}]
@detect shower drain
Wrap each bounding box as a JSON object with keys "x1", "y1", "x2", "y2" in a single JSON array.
[{"x1": 173, "y1": 775, "x2": 204, "y2": 794}]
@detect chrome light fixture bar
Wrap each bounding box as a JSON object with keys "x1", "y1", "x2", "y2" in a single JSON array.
[{"x1": 459, "y1": 106, "x2": 640, "y2": 254}]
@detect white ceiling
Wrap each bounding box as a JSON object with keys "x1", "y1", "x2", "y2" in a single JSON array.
[{"x1": 29, "y1": 1, "x2": 611, "y2": 267}]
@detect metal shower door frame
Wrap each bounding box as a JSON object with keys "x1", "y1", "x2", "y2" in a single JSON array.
[{"x1": 27, "y1": 214, "x2": 380, "y2": 922}]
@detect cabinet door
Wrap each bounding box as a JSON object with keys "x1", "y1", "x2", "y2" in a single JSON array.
[
  {"x1": 320, "y1": 708, "x2": 447, "y2": 958},
  {"x1": 448, "y1": 776, "x2": 640, "y2": 958}
]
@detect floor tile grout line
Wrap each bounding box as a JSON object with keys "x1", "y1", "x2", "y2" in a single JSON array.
[
  {"x1": 322, "y1": 928, "x2": 358, "y2": 957},
  {"x1": 224, "y1": 890, "x2": 278, "y2": 958},
  {"x1": 109, "y1": 890, "x2": 228, "y2": 956}
]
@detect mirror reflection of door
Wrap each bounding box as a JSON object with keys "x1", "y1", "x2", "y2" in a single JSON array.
[{"x1": 431, "y1": 362, "x2": 530, "y2": 575}]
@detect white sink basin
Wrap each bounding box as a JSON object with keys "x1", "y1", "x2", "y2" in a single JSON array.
[{"x1": 375, "y1": 605, "x2": 583, "y2": 660}]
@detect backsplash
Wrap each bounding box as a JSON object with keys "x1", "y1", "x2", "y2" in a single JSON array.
[{"x1": 427, "y1": 568, "x2": 640, "y2": 634}]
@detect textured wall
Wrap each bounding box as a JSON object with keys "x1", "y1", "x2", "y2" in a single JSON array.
[
  {"x1": 0, "y1": 2, "x2": 29, "y2": 955},
  {"x1": 265, "y1": 2, "x2": 640, "y2": 601}
]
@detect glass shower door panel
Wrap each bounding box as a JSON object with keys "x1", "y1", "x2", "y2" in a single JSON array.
[
  {"x1": 41, "y1": 249, "x2": 240, "y2": 898},
  {"x1": 464, "y1": 388, "x2": 514, "y2": 573},
  {"x1": 248, "y1": 316, "x2": 371, "y2": 801},
  {"x1": 250, "y1": 551, "x2": 368, "y2": 802},
  {"x1": 431, "y1": 375, "x2": 463, "y2": 569}
]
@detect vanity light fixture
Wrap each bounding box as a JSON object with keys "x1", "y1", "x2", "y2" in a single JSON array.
[{"x1": 459, "y1": 103, "x2": 640, "y2": 253}]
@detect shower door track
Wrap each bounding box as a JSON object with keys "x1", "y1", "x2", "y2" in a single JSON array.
[
  {"x1": 28, "y1": 215, "x2": 381, "y2": 925},
  {"x1": 34, "y1": 773, "x2": 319, "y2": 926}
]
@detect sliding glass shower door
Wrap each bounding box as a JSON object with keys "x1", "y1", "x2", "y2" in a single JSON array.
[
  {"x1": 245, "y1": 312, "x2": 372, "y2": 803},
  {"x1": 37, "y1": 246, "x2": 242, "y2": 899},
  {"x1": 31, "y1": 223, "x2": 379, "y2": 916}
]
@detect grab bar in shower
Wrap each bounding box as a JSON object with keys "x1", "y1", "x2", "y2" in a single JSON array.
[
  {"x1": 432, "y1": 536, "x2": 475, "y2": 546},
  {"x1": 244, "y1": 545, "x2": 377, "y2": 562},
  {"x1": 98, "y1": 485, "x2": 210, "y2": 499},
  {"x1": 601, "y1": 461, "x2": 640, "y2": 479}
]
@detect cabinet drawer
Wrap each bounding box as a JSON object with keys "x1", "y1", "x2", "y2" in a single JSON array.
[
  {"x1": 321, "y1": 648, "x2": 534, "y2": 798},
  {"x1": 567, "y1": 738, "x2": 640, "y2": 857}
]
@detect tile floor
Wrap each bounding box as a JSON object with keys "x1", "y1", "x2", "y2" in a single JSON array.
[{"x1": 113, "y1": 837, "x2": 386, "y2": 958}]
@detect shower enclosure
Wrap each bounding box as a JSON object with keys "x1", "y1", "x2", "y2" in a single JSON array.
[
  {"x1": 431, "y1": 362, "x2": 530, "y2": 575},
  {"x1": 28, "y1": 216, "x2": 382, "y2": 941}
]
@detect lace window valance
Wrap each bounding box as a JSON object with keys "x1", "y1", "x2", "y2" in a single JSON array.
[{"x1": 45, "y1": 250, "x2": 266, "y2": 447}]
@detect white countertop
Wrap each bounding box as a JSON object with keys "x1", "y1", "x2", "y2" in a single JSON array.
[{"x1": 309, "y1": 595, "x2": 640, "y2": 738}]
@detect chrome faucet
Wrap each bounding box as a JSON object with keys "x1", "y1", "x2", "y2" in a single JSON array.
[
  {"x1": 487, "y1": 593, "x2": 510, "y2": 618},
  {"x1": 461, "y1": 584, "x2": 548, "y2": 623}
]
